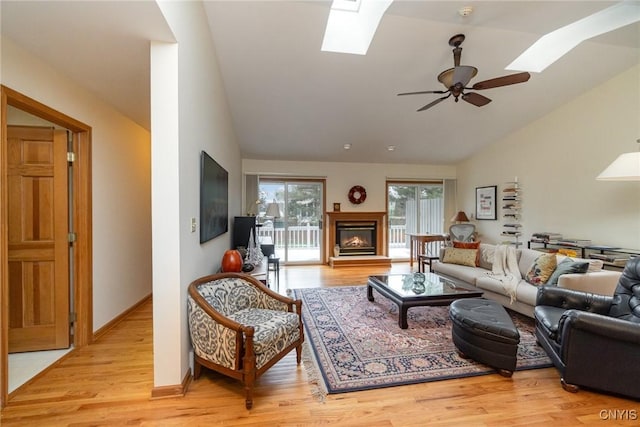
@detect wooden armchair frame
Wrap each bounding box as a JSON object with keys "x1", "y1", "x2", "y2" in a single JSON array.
[{"x1": 187, "y1": 272, "x2": 303, "y2": 409}]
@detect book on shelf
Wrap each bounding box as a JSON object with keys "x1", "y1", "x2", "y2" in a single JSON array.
[
  {"x1": 532, "y1": 232, "x2": 563, "y2": 241},
  {"x1": 557, "y1": 238, "x2": 592, "y2": 246},
  {"x1": 503, "y1": 223, "x2": 522, "y2": 228},
  {"x1": 501, "y1": 231, "x2": 522, "y2": 236},
  {"x1": 587, "y1": 245, "x2": 622, "y2": 251},
  {"x1": 589, "y1": 253, "x2": 629, "y2": 263}
]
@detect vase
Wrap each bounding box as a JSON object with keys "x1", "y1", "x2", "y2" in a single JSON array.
[
  {"x1": 412, "y1": 272, "x2": 426, "y2": 294},
  {"x1": 245, "y1": 228, "x2": 263, "y2": 265},
  {"x1": 334, "y1": 245, "x2": 341, "y2": 257},
  {"x1": 221, "y1": 249, "x2": 243, "y2": 272}
]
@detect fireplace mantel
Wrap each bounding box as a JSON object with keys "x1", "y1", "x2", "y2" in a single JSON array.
[{"x1": 326, "y1": 211, "x2": 387, "y2": 264}]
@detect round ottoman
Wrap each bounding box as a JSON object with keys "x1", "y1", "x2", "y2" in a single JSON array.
[{"x1": 449, "y1": 298, "x2": 520, "y2": 377}]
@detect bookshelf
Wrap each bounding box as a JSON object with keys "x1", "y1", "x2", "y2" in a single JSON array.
[
  {"x1": 527, "y1": 240, "x2": 639, "y2": 270},
  {"x1": 501, "y1": 179, "x2": 522, "y2": 247}
]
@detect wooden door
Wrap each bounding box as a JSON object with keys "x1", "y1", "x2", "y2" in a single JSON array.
[{"x1": 7, "y1": 126, "x2": 70, "y2": 352}]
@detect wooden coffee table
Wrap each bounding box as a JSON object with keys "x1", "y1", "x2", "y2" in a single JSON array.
[{"x1": 367, "y1": 273, "x2": 483, "y2": 329}]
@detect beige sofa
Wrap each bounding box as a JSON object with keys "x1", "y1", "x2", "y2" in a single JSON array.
[{"x1": 432, "y1": 243, "x2": 621, "y2": 318}]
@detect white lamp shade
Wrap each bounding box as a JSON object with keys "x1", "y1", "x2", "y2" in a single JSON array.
[
  {"x1": 265, "y1": 202, "x2": 282, "y2": 218},
  {"x1": 596, "y1": 152, "x2": 640, "y2": 181}
]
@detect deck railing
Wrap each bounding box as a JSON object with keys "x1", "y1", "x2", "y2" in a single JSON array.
[
  {"x1": 258, "y1": 224, "x2": 415, "y2": 249},
  {"x1": 258, "y1": 225, "x2": 322, "y2": 248}
]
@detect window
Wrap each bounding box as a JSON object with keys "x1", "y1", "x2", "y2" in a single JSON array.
[{"x1": 387, "y1": 181, "x2": 444, "y2": 260}]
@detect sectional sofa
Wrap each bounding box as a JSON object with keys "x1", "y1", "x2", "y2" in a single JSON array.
[{"x1": 432, "y1": 243, "x2": 621, "y2": 317}]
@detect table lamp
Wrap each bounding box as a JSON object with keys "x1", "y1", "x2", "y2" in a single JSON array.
[
  {"x1": 451, "y1": 211, "x2": 470, "y2": 224},
  {"x1": 265, "y1": 201, "x2": 282, "y2": 248}
]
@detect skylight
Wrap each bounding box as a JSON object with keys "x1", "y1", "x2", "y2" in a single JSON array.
[
  {"x1": 321, "y1": 0, "x2": 393, "y2": 55},
  {"x1": 507, "y1": 1, "x2": 640, "y2": 73}
]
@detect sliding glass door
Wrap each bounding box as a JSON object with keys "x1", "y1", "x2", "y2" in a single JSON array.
[
  {"x1": 258, "y1": 179, "x2": 324, "y2": 264},
  {"x1": 387, "y1": 181, "x2": 444, "y2": 260}
]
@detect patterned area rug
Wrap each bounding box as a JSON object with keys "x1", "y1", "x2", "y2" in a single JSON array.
[{"x1": 293, "y1": 286, "x2": 552, "y2": 395}]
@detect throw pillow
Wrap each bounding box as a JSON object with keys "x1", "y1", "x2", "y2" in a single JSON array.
[
  {"x1": 453, "y1": 241, "x2": 480, "y2": 249},
  {"x1": 525, "y1": 253, "x2": 557, "y2": 285},
  {"x1": 442, "y1": 247, "x2": 478, "y2": 267},
  {"x1": 453, "y1": 241, "x2": 481, "y2": 266},
  {"x1": 478, "y1": 244, "x2": 495, "y2": 270},
  {"x1": 546, "y1": 258, "x2": 589, "y2": 285},
  {"x1": 556, "y1": 254, "x2": 604, "y2": 272}
]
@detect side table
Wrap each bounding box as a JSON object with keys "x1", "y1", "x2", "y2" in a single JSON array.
[
  {"x1": 248, "y1": 256, "x2": 269, "y2": 288},
  {"x1": 409, "y1": 234, "x2": 446, "y2": 268},
  {"x1": 418, "y1": 254, "x2": 439, "y2": 273},
  {"x1": 268, "y1": 256, "x2": 280, "y2": 290}
]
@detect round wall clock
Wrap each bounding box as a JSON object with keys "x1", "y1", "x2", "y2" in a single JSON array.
[{"x1": 348, "y1": 185, "x2": 367, "y2": 204}]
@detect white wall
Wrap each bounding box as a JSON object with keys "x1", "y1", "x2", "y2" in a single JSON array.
[
  {"x1": 242, "y1": 159, "x2": 456, "y2": 212},
  {"x1": 457, "y1": 64, "x2": 640, "y2": 250},
  {"x1": 1, "y1": 36, "x2": 152, "y2": 330},
  {"x1": 152, "y1": 1, "x2": 241, "y2": 388}
]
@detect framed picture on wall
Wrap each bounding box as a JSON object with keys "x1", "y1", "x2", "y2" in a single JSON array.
[{"x1": 476, "y1": 185, "x2": 497, "y2": 220}]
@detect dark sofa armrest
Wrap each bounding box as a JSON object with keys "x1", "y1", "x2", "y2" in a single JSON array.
[
  {"x1": 536, "y1": 286, "x2": 612, "y2": 314},
  {"x1": 560, "y1": 310, "x2": 640, "y2": 345}
]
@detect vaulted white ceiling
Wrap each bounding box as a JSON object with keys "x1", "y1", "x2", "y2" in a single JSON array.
[{"x1": 3, "y1": 1, "x2": 639, "y2": 164}]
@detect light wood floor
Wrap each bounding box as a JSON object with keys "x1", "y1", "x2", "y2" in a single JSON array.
[{"x1": 1, "y1": 263, "x2": 638, "y2": 426}]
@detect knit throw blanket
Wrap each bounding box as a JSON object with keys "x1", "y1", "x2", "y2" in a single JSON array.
[{"x1": 488, "y1": 244, "x2": 521, "y2": 303}]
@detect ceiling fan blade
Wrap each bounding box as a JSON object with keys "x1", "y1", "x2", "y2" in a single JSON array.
[
  {"x1": 472, "y1": 72, "x2": 531, "y2": 90},
  {"x1": 462, "y1": 92, "x2": 492, "y2": 107},
  {"x1": 398, "y1": 90, "x2": 448, "y2": 96},
  {"x1": 453, "y1": 66, "x2": 478, "y2": 86},
  {"x1": 417, "y1": 94, "x2": 450, "y2": 111}
]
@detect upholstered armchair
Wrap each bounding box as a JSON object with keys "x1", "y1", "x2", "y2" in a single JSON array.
[
  {"x1": 534, "y1": 257, "x2": 640, "y2": 399},
  {"x1": 187, "y1": 272, "x2": 304, "y2": 409}
]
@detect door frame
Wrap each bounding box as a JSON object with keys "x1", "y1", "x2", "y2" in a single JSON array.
[{"x1": 0, "y1": 86, "x2": 93, "y2": 408}]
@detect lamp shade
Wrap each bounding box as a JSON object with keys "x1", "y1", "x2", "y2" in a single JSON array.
[
  {"x1": 451, "y1": 211, "x2": 470, "y2": 222},
  {"x1": 596, "y1": 152, "x2": 640, "y2": 181},
  {"x1": 265, "y1": 202, "x2": 282, "y2": 218},
  {"x1": 438, "y1": 66, "x2": 477, "y2": 88}
]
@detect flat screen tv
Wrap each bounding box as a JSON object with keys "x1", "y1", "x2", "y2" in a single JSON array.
[{"x1": 200, "y1": 151, "x2": 228, "y2": 243}]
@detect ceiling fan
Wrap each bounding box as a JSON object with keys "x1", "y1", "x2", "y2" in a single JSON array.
[{"x1": 398, "y1": 34, "x2": 531, "y2": 112}]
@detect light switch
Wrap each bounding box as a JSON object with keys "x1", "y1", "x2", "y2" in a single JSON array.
[{"x1": 191, "y1": 217, "x2": 197, "y2": 233}]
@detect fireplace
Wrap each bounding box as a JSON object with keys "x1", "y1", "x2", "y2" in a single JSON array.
[
  {"x1": 325, "y1": 211, "x2": 388, "y2": 267},
  {"x1": 336, "y1": 221, "x2": 376, "y2": 256}
]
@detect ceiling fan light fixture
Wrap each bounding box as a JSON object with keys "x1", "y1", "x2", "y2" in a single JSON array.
[{"x1": 437, "y1": 66, "x2": 477, "y2": 88}]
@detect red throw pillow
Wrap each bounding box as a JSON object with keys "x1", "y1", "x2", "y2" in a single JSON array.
[
  {"x1": 453, "y1": 241, "x2": 480, "y2": 249},
  {"x1": 453, "y1": 241, "x2": 480, "y2": 266}
]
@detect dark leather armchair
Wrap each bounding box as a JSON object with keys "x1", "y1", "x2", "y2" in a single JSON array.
[{"x1": 534, "y1": 257, "x2": 640, "y2": 399}]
